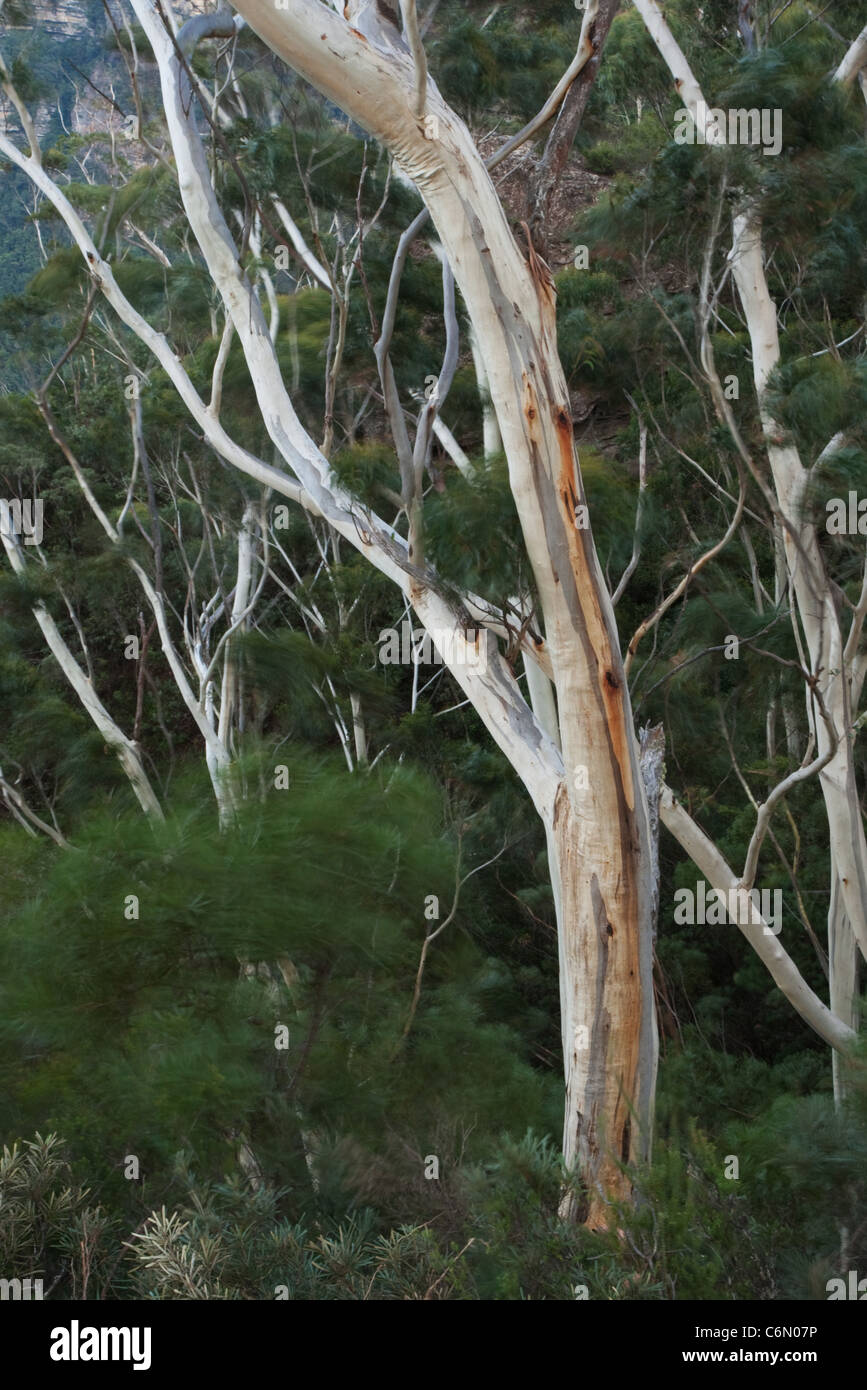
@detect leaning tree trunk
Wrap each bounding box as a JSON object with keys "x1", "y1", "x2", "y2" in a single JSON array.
[
  {"x1": 222, "y1": 0, "x2": 658, "y2": 1226},
  {"x1": 633, "y1": 0, "x2": 867, "y2": 1102}
]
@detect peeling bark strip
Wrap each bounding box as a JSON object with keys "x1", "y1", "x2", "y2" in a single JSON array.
[
  {"x1": 639, "y1": 723, "x2": 665, "y2": 939},
  {"x1": 229, "y1": 0, "x2": 657, "y2": 1224}
]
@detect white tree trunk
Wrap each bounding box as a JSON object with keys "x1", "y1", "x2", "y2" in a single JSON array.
[
  {"x1": 635, "y1": 0, "x2": 864, "y2": 1094},
  {"x1": 728, "y1": 212, "x2": 867, "y2": 963},
  {"x1": 468, "y1": 320, "x2": 502, "y2": 460}
]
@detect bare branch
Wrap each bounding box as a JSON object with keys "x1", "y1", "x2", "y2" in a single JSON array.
[{"x1": 399, "y1": 0, "x2": 428, "y2": 119}]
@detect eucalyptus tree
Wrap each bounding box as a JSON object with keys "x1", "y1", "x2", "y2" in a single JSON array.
[{"x1": 1, "y1": 0, "x2": 864, "y2": 1227}]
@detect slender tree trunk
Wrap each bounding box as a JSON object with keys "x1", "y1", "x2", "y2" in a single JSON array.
[
  {"x1": 828, "y1": 875, "x2": 860, "y2": 1102},
  {"x1": 634, "y1": 0, "x2": 866, "y2": 1098},
  {"x1": 728, "y1": 212, "x2": 867, "y2": 961},
  {"x1": 468, "y1": 320, "x2": 502, "y2": 460}
]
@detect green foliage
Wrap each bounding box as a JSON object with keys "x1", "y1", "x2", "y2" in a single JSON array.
[
  {"x1": 0, "y1": 758, "x2": 556, "y2": 1230},
  {"x1": 431, "y1": 11, "x2": 573, "y2": 123},
  {"x1": 422, "y1": 456, "x2": 526, "y2": 601},
  {"x1": 8, "y1": 1051, "x2": 866, "y2": 1299},
  {"x1": 0, "y1": 1133, "x2": 116, "y2": 1299}
]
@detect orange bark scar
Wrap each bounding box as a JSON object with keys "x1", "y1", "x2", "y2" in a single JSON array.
[
  {"x1": 556, "y1": 414, "x2": 635, "y2": 810},
  {"x1": 553, "y1": 780, "x2": 570, "y2": 830}
]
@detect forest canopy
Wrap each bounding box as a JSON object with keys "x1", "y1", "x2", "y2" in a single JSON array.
[{"x1": 0, "y1": 0, "x2": 865, "y2": 1307}]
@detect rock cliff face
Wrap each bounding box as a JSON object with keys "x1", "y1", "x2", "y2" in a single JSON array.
[
  {"x1": 17, "y1": 0, "x2": 210, "y2": 40},
  {"x1": 21, "y1": 0, "x2": 92, "y2": 38},
  {"x1": 4, "y1": 0, "x2": 214, "y2": 141}
]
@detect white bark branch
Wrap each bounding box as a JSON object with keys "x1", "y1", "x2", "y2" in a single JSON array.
[
  {"x1": 398, "y1": 0, "x2": 427, "y2": 119},
  {"x1": 660, "y1": 786, "x2": 856, "y2": 1053},
  {"x1": 835, "y1": 22, "x2": 867, "y2": 86},
  {"x1": 0, "y1": 525, "x2": 163, "y2": 821}
]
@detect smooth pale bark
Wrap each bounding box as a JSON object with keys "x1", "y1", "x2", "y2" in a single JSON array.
[
  {"x1": 6, "y1": 0, "x2": 858, "y2": 1217},
  {"x1": 0, "y1": 60, "x2": 558, "y2": 816},
  {"x1": 223, "y1": 0, "x2": 656, "y2": 1225},
  {"x1": 836, "y1": 23, "x2": 867, "y2": 86},
  {"x1": 524, "y1": 648, "x2": 562, "y2": 751},
  {"x1": 0, "y1": 131, "x2": 310, "y2": 514},
  {"x1": 484, "y1": 0, "x2": 605, "y2": 175},
  {"x1": 217, "y1": 503, "x2": 256, "y2": 752},
  {"x1": 634, "y1": 4, "x2": 867, "y2": 967},
  {"x1": 631, "y1": 0, "x2": 723, "y2": 143},
  {"x1": 0, "y1": 765, "x2": 69, "y2": 847},
  {"x1": 3, "y1": 0, "x2": 857, "y2": 1217},
  {"x1": 271, "y1": 198, "x2": 331, "y2": 290},
  {"x1": 828, "y1": 875, "x2": 860, "y2": 1097},
  {"x1": 431, "y1": 414, "x2": 471, "y2": 475},
  {"x1": 468, "y1": 320, "x2": 502, "y2": 460}
]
